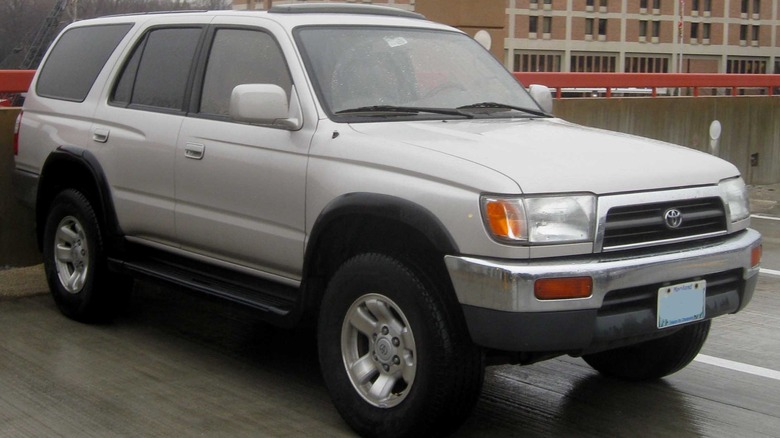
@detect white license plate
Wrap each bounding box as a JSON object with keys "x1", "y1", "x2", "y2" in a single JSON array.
[{"x1": 657, "y1": 280, "x2": 706, "y2": 329}]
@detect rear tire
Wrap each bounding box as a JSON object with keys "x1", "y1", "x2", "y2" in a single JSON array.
[
  {"x1": 42, "y1": 189, "x2": 127, "y2": 322},
  {"x1": 318, "y1": 253, "x2": 483, "y2": 438},
  {"x1": 582, "y1": 320, "x2": 711, "y2": 381}
]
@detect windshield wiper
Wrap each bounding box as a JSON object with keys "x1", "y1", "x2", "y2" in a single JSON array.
[
  {"x1": 457, "y1": 102, "x2": 550, "y2": 117},
  {"x1": 336, "y1": 105, "x2": 474, "y2": 119}
]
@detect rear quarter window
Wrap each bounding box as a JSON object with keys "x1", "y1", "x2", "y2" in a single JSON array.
[{"x1": 36, "y1": 24, "x2": 132, "y2": 102}]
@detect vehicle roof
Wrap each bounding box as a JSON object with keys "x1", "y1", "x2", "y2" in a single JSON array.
[{"x1": 65, "y1": 6, "x2": 456, "y2": 33}]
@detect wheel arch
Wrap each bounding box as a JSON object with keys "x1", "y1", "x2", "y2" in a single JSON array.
[
  {"x1": 299, "y1": 193, "x2": 461, "y2": 322},
  {"x1": 36, "y1": 146, "x2": 123, "y2": 252}
]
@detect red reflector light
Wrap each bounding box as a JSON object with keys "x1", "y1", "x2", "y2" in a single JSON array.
[
  {"x1": 13, "y1": 111, "x2": 22, "y2": 156},
  {"x1": 535, "y1": 277, "x2": 593, "y2": 300},
  {"x1": 751, "y1": 244, "x2": 762, "y2": 268}
]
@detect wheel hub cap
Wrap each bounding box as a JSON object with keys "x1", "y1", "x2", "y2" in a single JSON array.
[
  {"x1": 341, "y1": 293, "x2": 417, "y2": 408},
  {"x1": 375, "y1": 337, "x2": 395, "y2": 363},
  {"x1": 53, "y1": 216, "x2": 90, "y2": 294}
]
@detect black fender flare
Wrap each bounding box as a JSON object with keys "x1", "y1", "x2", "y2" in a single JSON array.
[
  {"x1": 295, "y1": 192, "x2": 462, "y2": 326},
  {"x1": 36, "y1": 146, "x2": 124, "y2": 250},
  {"x1": 303, "y1": 192, "x2": 459, "y2": 273}
]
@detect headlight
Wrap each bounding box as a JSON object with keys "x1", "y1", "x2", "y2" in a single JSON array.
[
  {"x1": 481, "y1": 194, "x2": 595, "y2": 244},
  {"x1": 719, "y1": 177, "x2": 750, "y2": 222}
]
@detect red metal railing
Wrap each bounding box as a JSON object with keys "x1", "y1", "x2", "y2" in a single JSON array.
[
  {"x1": 0, "y1": 70, "x2": 35, "y2": 106},
  {"x1": 0, "y1": 70, "x2": 35, "y2": 93},
  {"x1": 513, "y1": 72, "x2": 780, "y2": 98},
  {"x1": 2, "y1": 70, "x2": 780, "y2": 101}
]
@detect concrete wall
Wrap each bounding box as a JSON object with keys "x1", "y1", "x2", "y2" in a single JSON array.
[
  {"x1": 553, "y1": 96, "x2": 780, "y2": 185},
  {"x1": 0, "y1": 108, "x2": 40, "y2": 268},
  {"x1": 1, "y1": 98, "x2": 779, "y2": 267}
]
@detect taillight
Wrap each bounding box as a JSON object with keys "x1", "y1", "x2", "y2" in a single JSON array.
[{"x1": 13, "y1": 111, "x2": 22, "y2": 156}]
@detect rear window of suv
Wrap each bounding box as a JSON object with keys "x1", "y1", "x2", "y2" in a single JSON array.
[
  {"x1": 111, "y1": 27, "x2": 203, "y2": 111},
  {"x1": 36, "y1": 24, "x2": 132, "y2": 102}
]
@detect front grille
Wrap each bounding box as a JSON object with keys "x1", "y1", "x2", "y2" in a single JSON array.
[{"x1": 602, "y1": 197, "x2": 727, "y2": 250}]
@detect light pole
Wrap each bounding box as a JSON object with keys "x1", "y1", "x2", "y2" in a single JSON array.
[{"x1": 678, "y1": 0, "x2": 685, "y2": 73}]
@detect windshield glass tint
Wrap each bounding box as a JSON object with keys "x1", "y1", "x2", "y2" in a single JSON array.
[{"x1": 295, "y1": 27, "x2": 540, "y2": 118}]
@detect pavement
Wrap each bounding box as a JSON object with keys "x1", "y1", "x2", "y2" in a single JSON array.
[
  {"x1": 0, "y1": 264, "x2": 46, "y2": 299},
  {"x1": 2, "y1": 183, "x2": 779, "y2": 300}
]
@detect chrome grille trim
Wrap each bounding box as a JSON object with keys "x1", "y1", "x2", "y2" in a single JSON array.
[{"x1": 595, "y1": 186, "x2": 737, "y2": 253}]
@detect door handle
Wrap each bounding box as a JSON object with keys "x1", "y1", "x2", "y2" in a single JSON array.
[
  {"x1": 184, "y1": 143, "x2": 205, "y2": 160},
  {"x1": 92, "y1": 128, "x2": 110, "y2": 143}
]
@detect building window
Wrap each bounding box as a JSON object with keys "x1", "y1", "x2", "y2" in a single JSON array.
[
  {"x1": 704, "y1": 0, "x2": 711, "y2": 11},
  {"x1": 727, "y1": 57, "x2": 767, "y2": 74},
  {"x1": 640, "y1": 0, "x2": 648, "y2": 9},
  {"x1": 514, "y1": 52, "x2": 562, "y2": 72},
  {"x1": 600, "y1": 0, "x2": 608, "y2": 7},
  {"x1": 751, "y1": 25, "x2": 759, "y2": 45},
  {"x1": 586, "y1": 0, "x2": 595, "y2": 7},
  {"x1": 598, "y1": 19, "x2": 607, "y2": 37},
  {"x1": 692, "y1": 0, "x2": 699, "y2": 10},
  {"x1": 703, "y1": 23, "x2": 711, "y2": 39},
  {"x1": 740, "y1": 24, "x2": 748, "y2": 41},
  {"x1": 570, "y1": 53, "x2": 617, "y2": 72},
  {"x1": 529, "y1": 16, "x2": 538, "y2": 33},
  {"x1": 543, "y1": 17, "x2": 552, "y2": 35},
  {"x1": 585, "y1": 18, "x2": 594, "y2": 37},
  {"x1": 652, "y1": 0, "x2": 661, "y2": 10},
  {"x1": 690, "y1": 22, "x2": 699, "y2": 39},
  {"x1": 639, "y1": 20, "x2": 648, "y2": 38},
  {"x1": 652, "y1": 21, "x2": 660, "y2": 37},
  {"x1": 741, "y1": 0, "x2": 749, "y2": 13},
  {"x1": 626, "y1": 55, "x2": 669, "y2": 73},
  {"x1": 753, "y1": 0, "x2": 760, "y2": 15}
]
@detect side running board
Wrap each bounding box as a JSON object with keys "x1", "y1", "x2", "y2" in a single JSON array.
[{"x1": 108, "y1": 254, "x2": 299, "y2": 322}]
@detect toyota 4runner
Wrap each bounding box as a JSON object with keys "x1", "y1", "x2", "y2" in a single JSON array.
[{"x1": 13, "y1": 4, "x2": 762, "y2": 437}]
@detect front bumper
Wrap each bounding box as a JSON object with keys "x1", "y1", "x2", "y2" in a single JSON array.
[{"x1": 445, "y1": 229, "x2": 761, "y2": 353}]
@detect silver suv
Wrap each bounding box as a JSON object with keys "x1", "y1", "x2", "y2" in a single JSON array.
[{"x1": 13, "y1": 4, "x2": 761, "y2": 437}]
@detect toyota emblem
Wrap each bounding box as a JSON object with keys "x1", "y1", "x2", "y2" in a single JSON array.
[{"x1": 664, "y1": 208, "x2": 683, "y2": 229}]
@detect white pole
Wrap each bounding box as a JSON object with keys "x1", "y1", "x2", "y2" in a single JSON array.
[{"x1": 678, "y1": 0, "x2": 684, "y2": 73}]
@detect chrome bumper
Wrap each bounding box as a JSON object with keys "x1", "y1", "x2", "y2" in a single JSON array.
[{"x1": 445, "y1": 229, "x2": 761, "y2": 352}]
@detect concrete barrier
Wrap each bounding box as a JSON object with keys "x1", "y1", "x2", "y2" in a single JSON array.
[
  {"x1": 0, "y1": 108, "x2": 40, "y2": 268},
  {"x1": 553, "y1": 96, "x2": 780, "y2": 185}
]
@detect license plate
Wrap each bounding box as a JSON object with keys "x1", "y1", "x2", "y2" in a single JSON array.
[{"x1": 657, "y1": 280, "x2": 706, "y2": 329}]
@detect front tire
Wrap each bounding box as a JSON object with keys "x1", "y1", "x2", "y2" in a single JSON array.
[
  {"x1": 42, "y1": 189, "x2": 121, "y2": 322},
  {"x1": 318, "y1": 253, "x2": 483, "y2": 438},
  {"x1": 582, "y1": 320, "x2": 711, "y2": 381}
]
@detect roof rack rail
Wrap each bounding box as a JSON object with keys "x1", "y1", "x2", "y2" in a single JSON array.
[
  {"x1": 268, "y1": 3, "x2": 425, "y2": 20},
  {"x1": 103, "y1": 10, "x2": 208, "y2": 19}
]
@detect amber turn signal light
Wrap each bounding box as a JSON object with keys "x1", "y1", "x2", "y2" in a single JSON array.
[
  {"x1": 751, "y1": 244, "x2": 762, "y2": 268},
  {"x1": 534, "y1": 277, "x2": 593, "y2": 300},
  {"x1": 484, "y1": 199, "x2": 525, "y2": 241}
]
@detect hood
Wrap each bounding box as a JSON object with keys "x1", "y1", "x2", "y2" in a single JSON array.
[{"x1": 349, "y1": 118, "x2": 739, "y2": 195}]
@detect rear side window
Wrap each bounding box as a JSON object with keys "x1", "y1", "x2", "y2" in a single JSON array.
[
  {"x1": 111, "y1": 27, "x2": 203, "y2": 111},
  {"x1": 36, "y1": 24, "x2": 132, "y2": 102}
]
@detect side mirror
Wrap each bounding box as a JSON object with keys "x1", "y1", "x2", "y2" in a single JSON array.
[
  {"x1": 528, "y1": 84, "x2": 553, "y2": 114},
  {"x1": 229, "y1": 84, "x2": 301, "y2": 129}
]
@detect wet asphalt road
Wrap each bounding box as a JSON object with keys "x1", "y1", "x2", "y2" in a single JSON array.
[{"x1": 1, "y1": 220, "x2": 779, "y2": 437}]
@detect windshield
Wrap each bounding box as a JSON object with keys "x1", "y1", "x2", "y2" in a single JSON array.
[{"x1": 295, "y1": 26, "x2": 543, "y2": 121}]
